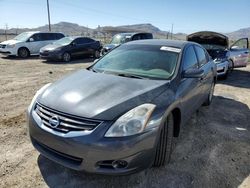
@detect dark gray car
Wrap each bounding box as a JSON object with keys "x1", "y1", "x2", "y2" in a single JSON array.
[{"x1": 27, "y1": 39, "x2": 216, "y2": 175}]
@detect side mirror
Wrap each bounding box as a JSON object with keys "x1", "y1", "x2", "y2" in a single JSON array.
[
  {"x1": 183, "y1": 68, "x2": 204, "y2": 78},
  {"x1": 29, "y1": 38, "x2": 34, "y2": 42}
]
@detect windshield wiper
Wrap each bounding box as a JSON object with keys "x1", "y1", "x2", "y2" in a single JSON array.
[
  {"x1": 87, "y1": 67, "x2": 99, "y2": 73},
  {"x1": 116, "y1": 73, "x2": 147, "y2": 79}
]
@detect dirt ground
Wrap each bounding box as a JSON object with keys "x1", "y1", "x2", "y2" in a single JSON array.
[{"x1": 0, "y1": 55, "x2": 249, "y2": 188}]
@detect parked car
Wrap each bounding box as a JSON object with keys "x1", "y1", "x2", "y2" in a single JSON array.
[
  {"x1": 0, "y1": 31, "x2": 64, "y2": 58},
  {"x1": 101, "y1": 32, "x2": 153, "y2": 55},
  {"x1": 27, "y1": 39, "x2": 216, "y2": 175},
  {"x1": 40, "y1": 36, "x2": 102, "y2": 62},
  {"x1": 187, "y1": 31, "x2": 249, "y2": 78}
]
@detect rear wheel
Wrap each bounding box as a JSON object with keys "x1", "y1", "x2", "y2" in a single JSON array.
[
  {"x1": 18, "y1": 47, "x2": 29, "y2": 58},
  {"x1": 62, "y1": 52, "x2": 71, "y2": 62},
  {"x1": 153, "y1": 113, "x2": 174, "y2": 167},
  {"x1": 203, "y1": 81, "x2": 215, "y2": 106}
]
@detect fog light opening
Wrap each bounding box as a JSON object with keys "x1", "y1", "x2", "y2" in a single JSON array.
[{"x1": 112, "y1": 160, "x2": 128, "y2": 169}]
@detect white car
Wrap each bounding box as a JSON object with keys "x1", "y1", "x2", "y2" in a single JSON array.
[{"x1": 0, "y1": 31, "x2": 64, "y2": 58}]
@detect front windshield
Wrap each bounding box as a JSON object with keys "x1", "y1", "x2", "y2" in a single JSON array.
[
  {"x1": 201, "y1": 44, "x2": 226, "y2": 51},
  {"x1": 53, "y1": 37, "x2": 74, "y2": 45},
  {"x1": 92, "y1": 44, "x2": 180, "y2": 79},
  {"x1": 110, "y1": 34, "x2": 129, "y2": 44},
  {"x1": 14, "y1": 32, "x2": 33, "y2": 42}
]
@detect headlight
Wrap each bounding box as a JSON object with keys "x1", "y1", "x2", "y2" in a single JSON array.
[
  {"x1": 215, "y1": 57, "x2": 227, "y2": 62},
  {"x1": 27, "y1": 83, "x2": 51, "y2": 112},
  {"x1": 7, "y1": 44, "x2": 15, "y2": 48},
  {"x1": 105, "y1": 103, "x2": 156, "y2": 137}
]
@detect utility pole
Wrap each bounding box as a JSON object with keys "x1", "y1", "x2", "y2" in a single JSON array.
[
  {"x1": 171, "y1": 24, "x2": 174, "y2": 40},
  {"x1": 46, "y1": 0, "x2": 51, "y2": 31},
  {"x1": 5, "y1": 24, "x2": 8, "y2": 40}
]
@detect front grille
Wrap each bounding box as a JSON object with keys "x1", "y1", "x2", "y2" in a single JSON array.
[{"x1": 35, "y1": 103, "x2": 102, "y2": 133}]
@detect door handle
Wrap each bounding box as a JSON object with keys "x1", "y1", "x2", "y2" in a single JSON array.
[{"x1": 244, "y1": 51, "x2": 249, "y2": 54}]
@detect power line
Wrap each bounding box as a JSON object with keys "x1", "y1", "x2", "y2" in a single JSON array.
[{"x1": 51, "y1": 1, "x2": 172, "y2": 27}]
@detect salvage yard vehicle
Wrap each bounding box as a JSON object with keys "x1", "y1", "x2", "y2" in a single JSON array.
[
  {"x1": 40, "y1": 36, "x2": 102, "y2": 62},
  {"x1": 27, "y1": 39, "x2": 216, "y2": 175},
  {"x1": 187, "y1": 31, "x2": 249, "y2": 78},
  {"x1": 101, "y1": 32, "x2": 153, "y2": 55},
  {"x1": 0, "y1": 31, "x2": 64, "y2": 58}
]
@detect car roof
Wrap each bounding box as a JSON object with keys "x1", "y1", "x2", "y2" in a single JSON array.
[
  {"x1": 125, "y1": 39, "x2": 190, "y2": 49},
  {"x1": 65, "y1": 36, "x2": 95, "y2": 40},
  {"x1": 22, "y1": 31, "x2": 64, "y2": 35},
  {"x1": 115, "y1": 32, "x2": 152, "y2": 36}
]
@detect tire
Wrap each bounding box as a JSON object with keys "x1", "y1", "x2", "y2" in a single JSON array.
[
  {"x1": 94, "y1": 50, "x2": 100, "y2": 58},
  {"x1": 62, "y1": 52, "x2": 71, "y2": 62},
  {"x1": 228, "y1": 60, "x2": 234, "y2": 72},
  {"x1": 18, "y1": 47, "x2": 29, "y2": 58},
  {"x1": 203, "y1": 81, "x2": 215, "y2": 106},
  {"x1": 153, "y1": 113, "x2": 174, "y2": 167}
]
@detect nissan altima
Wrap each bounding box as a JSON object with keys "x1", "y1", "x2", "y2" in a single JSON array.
[{"x1": 27, "y1": 39, "x2": 216, "y2": 175}]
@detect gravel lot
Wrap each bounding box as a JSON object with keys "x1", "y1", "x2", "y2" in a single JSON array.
[{"x1": 0, "y1": 55, "x2": 249, "y2": 188}]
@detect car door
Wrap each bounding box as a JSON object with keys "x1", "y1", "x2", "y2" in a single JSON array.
[
  {"x1": 229, "y1": 38, "x2": 249, "y2": 67},
  {"x1": 70, "y1": 38, "x2": 88, "y2": 57},
  {"x1": 178, "y1": 45, "x2": 204, "y2": 121},
  {"x1": 42, "y1": 33, "x2": 55, "y2": 46},
  {"x1": 26, "y1": 33, "x2": 44, "y2": 54},
  {"x1": 194, "y1": 45, "x2": 214, "y2": 102},
  {"x1": 83, "y1": 38, "x2": 96, "y2": 55}
]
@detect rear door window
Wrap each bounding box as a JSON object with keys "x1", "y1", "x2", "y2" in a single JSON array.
[
  {"x1": 194, "y1": 45, "x2": 208, "y2": 67},
  {"x1": 55, "y1": 33, "x2": 64, "y2": 40},
  {"x1": 40, "y1": 33, "x2": 52, "y2": 41},
  {"x1": 182, "y1": 46, "x2": 198, "y2": 70},
  {"x1": 77, "y1": 38, "x2": 94, "y2": 44}
]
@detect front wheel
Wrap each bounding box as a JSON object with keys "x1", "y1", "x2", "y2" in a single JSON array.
[
  {"x1": 153, "y1": 113, "x2": 174, "y2": 167},
  {"x1": 62, "y1": 52, "x2": 71, "y2": 62},
  {"x1": 228, "y1": 60, "x2": 234, "y2": 72},
  {"x1": 18, "y1": 47, "x2": 29, "y2": 58},
  {"x1": 203, "y1": 81, "x2": 215, "y2": 106}
]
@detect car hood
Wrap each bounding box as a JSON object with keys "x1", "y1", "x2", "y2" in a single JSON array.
[
  {"x1": 103, "y1": 43, "x2": 120, "y2": 50},
  {"x1": 0, "y1": 39, "x2": 20, "y2": 45},
  {"x1": 40, "y1": 44, "x2": 64, "y2": 52},
  {"x1": 37, "y1": 70, "x2": 168, "y2": 120},
  {"x1": 187, "y1": 31, "x2": 229, "y2": 47}
]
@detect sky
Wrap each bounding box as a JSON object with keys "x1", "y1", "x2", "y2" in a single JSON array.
[{"x1": 0, "y1": 0, "x2": 249, "y2": 34}]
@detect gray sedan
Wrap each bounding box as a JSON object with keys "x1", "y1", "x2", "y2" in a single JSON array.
[{"x1": 27, "y1": 39, "x2": 216, "y2": 175}]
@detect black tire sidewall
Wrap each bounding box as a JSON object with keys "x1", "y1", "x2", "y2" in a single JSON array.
[
  {"x1": 18, "y1": 48, "x2": 29, "y2": 58},
  {"x1": 153, "y1": 113, "x2": 174, "y2": 167},
  {"x1": 63, "y1": 52, "x2": 71, "y2": 62}
]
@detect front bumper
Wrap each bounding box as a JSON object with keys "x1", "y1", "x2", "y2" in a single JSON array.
[
  {"x1": 40, "y1": 51, "x2": 62, "y2": 60},
  {"x1": 0, "y1": 47, "x2": 17, "y2": 56},
  {"x1": 28, "y1": 107, "x2": 159, "y2": 175},
  {"x1": 215, "y1": 61, "x2": 229, "y2": 76}
]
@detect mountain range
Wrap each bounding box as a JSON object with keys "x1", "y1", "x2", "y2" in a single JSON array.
[{"x1": 1, "y1": 22, "x2": 249, "y2": 41}]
